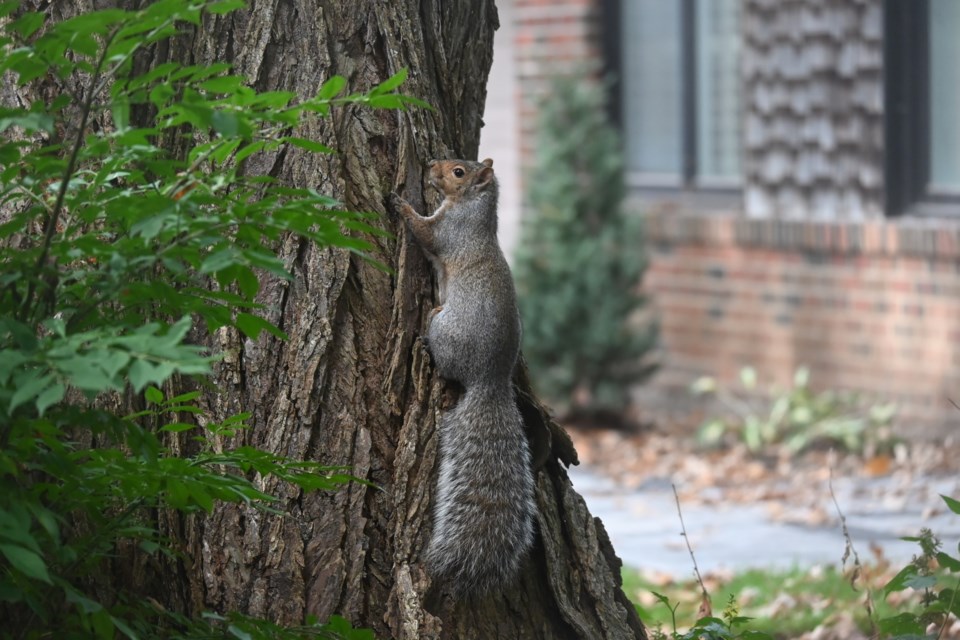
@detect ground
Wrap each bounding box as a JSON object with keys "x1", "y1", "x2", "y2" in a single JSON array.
[{"x1": 566, "y1": 423, "x2": 960, "y2": 639}]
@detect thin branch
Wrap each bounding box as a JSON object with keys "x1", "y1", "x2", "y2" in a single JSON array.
[
  {"x1": 21, "y1": 26, "x2": 122, "y2": 323},
  {"x1": 828, "y1": 463, "x2": 877, "y2": 636},
  {"x1": 672, "y1": 483, "x2": 710, "y2": 604}
]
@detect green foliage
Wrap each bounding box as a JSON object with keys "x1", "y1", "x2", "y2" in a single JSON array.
[
  {"x1": 626, "y1": 496, "x2": 960, "y2": 639},
  {"x1": 642, "y1": 591, "x2": 772, "y2": 640},
  {"x1": 627, "y1": 564, "x2": 907, "y2": 639},
  {"x1": 693, "y1": 366, "x2": 898, "y2": 454},
  {"x1": 0, "y1": 0, "x2": 420, "y2": 636},
  {"x1": 513, "y1": 73, "x2": 657, "y2": 419},
  {"x1": 877, "y1": 495, "x2": 960, "y2": 639}
]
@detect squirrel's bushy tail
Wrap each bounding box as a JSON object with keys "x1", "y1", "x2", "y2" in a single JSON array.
[{"x1": 425, "y1": 384, "x2": 536, "y2": 598}]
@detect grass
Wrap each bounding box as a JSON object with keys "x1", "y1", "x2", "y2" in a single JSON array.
[{"x1": 623, "y1": 563, "x2": 915, "y2": 639}]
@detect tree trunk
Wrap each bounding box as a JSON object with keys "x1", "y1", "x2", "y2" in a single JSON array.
[{"x1": 27, "y1": 1, "x2": 647, "y2": 638}]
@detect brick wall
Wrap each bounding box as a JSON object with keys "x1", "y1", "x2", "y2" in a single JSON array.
[
  {"x1": 643, "y1": 210, "x2": 960, "y2": 434},
  {"x1": 514, "y1": 0, "x2": 604, "y2": 174}
]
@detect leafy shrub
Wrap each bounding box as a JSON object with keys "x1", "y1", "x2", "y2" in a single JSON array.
[
  {"x1": 692, "y1": 366, "x2": 897, "y2": 454},
  {"x1": 0, "y1": 1, "x2": 416, "y2": 636},
  {"x1": 878, "y1": 495, "x2": 960, "y2": 639},
  {"x1": 513, "y1": 73, "x2": 657, "y2": 420}
]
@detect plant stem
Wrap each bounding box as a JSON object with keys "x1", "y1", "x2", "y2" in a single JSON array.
[
  {"x1": 828, "y1": 466, "x2": 877, "y2": 636},
  {"x1": 20, "y1": 27, "x2": 121, "y2": 324},
  {"x1": 672, "y1": 483, "x2": 710, "y2": 607}
]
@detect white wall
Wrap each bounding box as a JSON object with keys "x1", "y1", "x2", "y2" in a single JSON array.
[{"x1": 478, "y1": 0, "x2": 522, "y2": 260}]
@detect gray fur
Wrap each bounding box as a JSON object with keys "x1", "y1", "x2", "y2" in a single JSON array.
[{"x1": 390, "y1": 158, "x2": 536, "y2": 598}]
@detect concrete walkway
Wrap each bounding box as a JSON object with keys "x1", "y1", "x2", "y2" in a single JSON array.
[{"x1": 570, "y1": 465, "x2": 960, "y2": 576}]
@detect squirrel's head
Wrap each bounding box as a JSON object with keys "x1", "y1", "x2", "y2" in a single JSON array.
[{"x1": 427, "y1": 158, "x2": 496, "y2": 202}]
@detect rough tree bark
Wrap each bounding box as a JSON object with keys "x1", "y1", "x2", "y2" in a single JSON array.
[{"x1": 27, "y1": 1, "x2": 648, "y2": 638}]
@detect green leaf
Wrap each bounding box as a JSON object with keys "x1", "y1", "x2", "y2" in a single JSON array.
[
  {"x1": 318, "y1": 75, "x2": 346, "y2": 100},
  {"x1": 90, "y1": 608, "x2": 115, "y2": 639},
  {"x1": 939, "y1": 588, "x2": 960, "y2": 618},
  {"x1": 35, "y1": 383, "x2": 64, "y2": 415},
  {"x1": 0, "y1": 111, "x2": 55, "y2": 134},
  {"x1": 235, "y1": 313, "x2": 287, "y2": 341},
  {"x1": 904, "y1": 573, "x2": 937, "y2": 591},
  {"x1": 877, "y1": 612, "x2": 924, "y2": 636},
  {"x1": 689, "y1": 376, "x2": 716, "y2": 395},
  {"x1": 697, "y1": 419, "x2": 727, "y2": 446},
  {"x1": 25, "y1": 503, "x2": 59, "y2": 541},
  {"x1": 201, "y1": 247, "x2": 240, "y2": 273},
  {"x1": 211, "y1": 110, "x2": 242, "y2": 137},
  {"x1": 234, "y1": 140, "x2": 266, "y2": 164},
  {"x1": 128, "y1": 360, "x2": 176, "y2": 392},
  {"x1": 165, "y1": 478, "x2": 189, "y2": 510},
  {"x1": 0, "y1": 1, "x2": 19, "y2": 19},
  {"x1": 740, "y1": 366, "x2": 757, "y2": 390},
  {"x1": 188, "y1": 483, "x2": 213, "y2": 512},
  {"x1": 9, "y1": 371, "x2": 54, "y2": 415},
  {"x1": 8, "y1": 11, "x2": 44, "y2": 38},
  {"x1": 64, "y1": 586, "x2": 104, "y2": 613},
  {"x1": 937, "y1": 551, "x2": 960, "y2": 572},
  {"x1": 111, "y1": 99, "x2": 130, "y2": 131},
  {"x1": 366, "y1": 94, "x2": 405, "y2": 109},
  {"x1": 227, "y1": 625, "x2": 253, "y2": 640},
  {"x1": 200, "y1": 75, "x2": 244, "y2": 94},
  {"x1": 145, "y1": 386, "x2": 164, "y2": 404},
  {"x1": 168, "y1": 390, "x2": 202, "y2": 404},
  {"x1": 207, "y1": 0, "x2": 246, "y2": 14},
  {"x1": 884, "y1": 565, "x2": 917, "y2": 595},
  {"x1": 160, "y1": 422, "x2": 195, "y2": 433},
  {"x1": 371, "y1": 68, "x2": 408, "y2": 95},
  {"x1": 395, "y1": 94, "x2": 432, "y2": 111},
  {"x1": 650, "y1": 591, "x2": 674, "y2": 609},
  {"x1": 283, "y1": 137, "x2": 334, "y2": 154},
  {"x1": 110, "y1": 616, "x2": 140, "y2": 640},
  {"x1": 234, "y1": 266, "x2": 260, "y2": 299},
  {"x1": 942, "y1": 495, "x2": 960, "y2": 515},
  {"x1": 149, "y1": 83, "x2": 175, "y2": 107},
  {"x1": 0, "y1": 544, "x2": 51, "y2": 584}
]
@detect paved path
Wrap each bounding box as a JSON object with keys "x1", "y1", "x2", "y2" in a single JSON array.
[{"x1": 569, "y1": 465, "x2": 960, "y2": 576}]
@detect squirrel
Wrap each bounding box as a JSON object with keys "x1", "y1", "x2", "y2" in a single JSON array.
[{"x1": 389, "y1": 158, "x2": 536, "y2": 598}]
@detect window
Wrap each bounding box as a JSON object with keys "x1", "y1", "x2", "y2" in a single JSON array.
[
  {"x1": 928, "y1": 0, "x2": 960, "y2": 194},
  {"x1": 619, "y1": 0, "x2": 742, "y2": 189},
  {"x1": 886, "y1": 0, "x2": 960, "y2": 215}
]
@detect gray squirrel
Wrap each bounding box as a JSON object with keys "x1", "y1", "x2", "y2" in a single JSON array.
[{"x1": 389, "y1": 158, "x2": 536, "y2": 598}]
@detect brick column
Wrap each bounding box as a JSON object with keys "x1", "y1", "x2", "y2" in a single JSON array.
[{"x1": 514, "y1": 0, "x2": 605, "y2": 181}]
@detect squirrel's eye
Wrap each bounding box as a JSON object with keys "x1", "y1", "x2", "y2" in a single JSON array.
[{"x1": 453, "y1": 167, "x2": 465, "y2": 178}]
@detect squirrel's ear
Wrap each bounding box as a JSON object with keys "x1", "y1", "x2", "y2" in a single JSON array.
[
  {"x1": 481, "y1": 158, "x2": 493, "y2": 168},
  {"x1": 475, "y1": 166, "x2": 495, "y2": 189}
]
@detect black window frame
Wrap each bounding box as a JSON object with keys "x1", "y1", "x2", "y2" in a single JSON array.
[
  {"x1": 885, "y1": 0, "x2": 960, "y2": 217},
  {"x1": 605, "y1": 0, "x2": 743, "y2": 207}
]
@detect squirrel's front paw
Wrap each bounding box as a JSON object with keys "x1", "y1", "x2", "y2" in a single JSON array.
[{"x1": 387, "y1": 192, "x2": 406, "y2": 215}]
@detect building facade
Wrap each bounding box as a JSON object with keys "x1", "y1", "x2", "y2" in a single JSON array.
[{"x1": 509, "y1": 0, "x2": 960, "y2": 433}]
